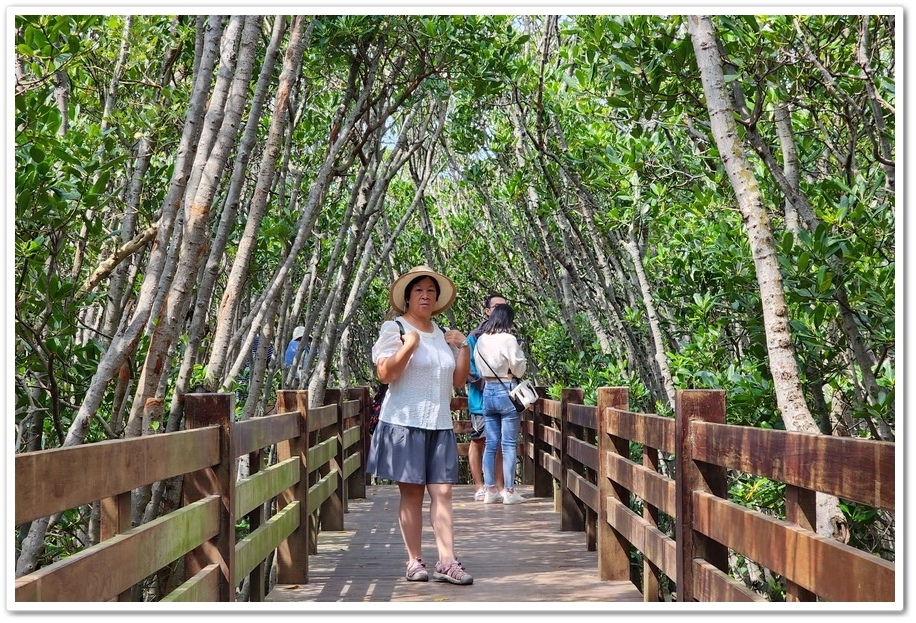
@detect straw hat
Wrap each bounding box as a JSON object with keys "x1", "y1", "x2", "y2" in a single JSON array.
[
  {"x1": 292, "y1": 326, "x2": 306, "y2": 340},
  {"x1": 388, "y1": 265, "x2": 456, "y2": 316}
]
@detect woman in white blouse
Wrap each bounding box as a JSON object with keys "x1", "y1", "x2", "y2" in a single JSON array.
[
  {"x1": 473, "y1": 303, "x2": 528, "y2": 505},
  {"x1": 367, "y1": 266, "x2": 474, "y2": 585}
]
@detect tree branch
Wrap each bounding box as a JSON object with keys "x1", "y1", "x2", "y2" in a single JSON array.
[{"x1": 77, "y1": 223, "x2": 158, "y2": 298}]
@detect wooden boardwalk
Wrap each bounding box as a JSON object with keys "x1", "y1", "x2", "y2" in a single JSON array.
[{"x1": 265, "y1": 484, "x2": 644, "y2": 607}]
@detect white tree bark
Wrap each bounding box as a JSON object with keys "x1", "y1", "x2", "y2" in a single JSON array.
[
  {"x1": 125, "y1": 15, "x2": 254, "y2": 439},
  {"x1": 16, "y1": 16, "x2": 225, "y2": 579},
  {"x1": 165, "y1": 15, "x2": 285, "y2": 431},
  {"x1": 623, "y1": 238, "x2": 676, "y2": 410},
  {"x1": 688, "y1": 14, "x2": 848, "y2": 541},
  {"x1": 728, "y1": 33, "x2": 890, "y2": 441},
  {"x1": 774, "y1": 105, "x2": 800, "y2": 235},
  {"x1": 206, "y1": 15, "x2": 326, "y2": 388}
]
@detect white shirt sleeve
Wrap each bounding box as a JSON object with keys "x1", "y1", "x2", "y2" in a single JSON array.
[
  {"x1": 371, "y1": 320, "x2": 403, "y2": 363},
  {"x1": 507, "y1": 335, "x2": 527, "y2": 378}
]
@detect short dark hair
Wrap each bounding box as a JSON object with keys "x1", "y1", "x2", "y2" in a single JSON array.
[
  {"x1": 482, "y1": 303, "x2": 514, "y2": 333},
  {"x1": 484, "y1": 293, "x2": 508, "y2": 308}
]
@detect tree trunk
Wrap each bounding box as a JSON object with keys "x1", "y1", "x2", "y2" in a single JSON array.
[
  {"x1": 125, "y1": 15, "x2": 254, "y2": 439},
  {"x1": 731, "y1": 53, "x2": 891, "y2": 441},
  {"x1": 688, "y1": 14, "x2": 848, "y2": 542},
  {"x1": 164, "y1": 14, "x2": 283, "y2": 431},
  {"x1": 15, "y1": 16, "x2": 225, "y2": 578},
  {"x1": 774, "y1": 105, "x2": 801, "y2": 235},
  {"x1": 623, "y1": 237, "x2": 676, "y2": 410},
  {"x1": 206, "y1": 15, "x2": 313, "y2": 388}
]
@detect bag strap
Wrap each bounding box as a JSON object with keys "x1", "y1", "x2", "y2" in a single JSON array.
[
  {"x1": 393, "y1": 318, "x2": 445, "y2": 341},
  {"x1": 378, "y1": 320, "x2": 406, "y2": 385}
]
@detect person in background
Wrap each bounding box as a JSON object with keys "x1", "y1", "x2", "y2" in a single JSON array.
[
  {"x1": 466, "y1": 294, "x2": 506, "y2": 501},
  {"x1": 366, "y1": 265, "x2": 474, "y2": 585},
  {"x1": 251, "y1": 333, "x2": 274, "y2": 365},
  {"x1": 237, "y1": 331, "x2": 274, "y2": 403},
  {"x1": 284, "y1": 325, "x2": 310, "y2": 381},
  {"x1": 474, "y1": 303, "x2": 528, "y2": 505}
]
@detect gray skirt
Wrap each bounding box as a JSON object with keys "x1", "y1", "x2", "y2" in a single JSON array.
[{"x1": 367, "y1": 421, "x2": 459, "y2": 484}]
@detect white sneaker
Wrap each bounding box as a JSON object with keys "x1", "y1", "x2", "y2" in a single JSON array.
[
  {"x1": 483, "y1": 490, "x2": 501, "y2": 504},
  {"x1": 501, "y1": 490, "x2": 526, "y2": 505}
]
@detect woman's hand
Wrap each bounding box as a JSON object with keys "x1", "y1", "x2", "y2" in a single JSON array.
[
  {"x1": 446, "y1": 329, "x2": 471, "y2": 387},
  {"x1": 402, "y1": 330, "x2": 421, "y2": 350},
  {"x1": 377, "y1": 329, "x2": 420, "y2": 383},
  {"x1": 443, "y1": 329, "x2": 466, "y2": 349}
]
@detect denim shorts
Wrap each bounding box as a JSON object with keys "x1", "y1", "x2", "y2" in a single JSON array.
[{"x1": 367, "y1": 421, "x2": 459, "y2": 484}]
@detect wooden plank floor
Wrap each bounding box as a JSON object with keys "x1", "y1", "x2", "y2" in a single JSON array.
[{"x1": 266, "y1": 484, "x2": 643, "y2": 605}]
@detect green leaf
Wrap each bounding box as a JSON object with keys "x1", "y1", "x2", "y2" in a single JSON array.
[{"x1": 797, "y1": 251, "x2": 810, "y2": 273}]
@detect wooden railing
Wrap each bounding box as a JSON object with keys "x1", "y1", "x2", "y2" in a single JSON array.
[
  {"x1": 525, "y1": 386, "x2": 896, "y2": 602},
  {"x1": 14, "y1": 387, "x2": 370, "y2": 602},
  {"x1": 15, "y1": 384, "x2": 895, "y2": 602}
]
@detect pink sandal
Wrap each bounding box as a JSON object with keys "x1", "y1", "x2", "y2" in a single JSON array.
[
  {"x1": 406, "y1": 558, "x2": 428, "y2": 582},
  {"x1": 433, "y1": 560, "x2": 473, "y2": 585}
]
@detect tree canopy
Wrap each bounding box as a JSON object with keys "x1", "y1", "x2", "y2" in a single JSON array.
[{"x1": 12, "y1": 12, "x2": 897, "y2": 582}]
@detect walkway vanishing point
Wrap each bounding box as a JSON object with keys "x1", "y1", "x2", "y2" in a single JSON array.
[{"x1": 264, "y1": 484, "x2": 643, "y2": 605}]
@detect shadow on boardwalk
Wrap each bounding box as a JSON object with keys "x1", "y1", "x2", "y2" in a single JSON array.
[{"x1": 266, "y1": 484, "x2": 643, "y2": 607}]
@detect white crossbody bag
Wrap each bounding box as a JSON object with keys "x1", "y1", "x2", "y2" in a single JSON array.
[
  {"x1": 509, "y1": 378, "x2": 538, "y2": 409},
  {"x1": 477, "y1": 349, "x2": 538, "y2": 412}
]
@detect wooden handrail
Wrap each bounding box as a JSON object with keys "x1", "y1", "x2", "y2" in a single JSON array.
[
  {"x1": 13, "y1": 384, "x2": 896, "y2": 603},
  {"x1": 13, "y1": 388, "x2": 371, "y2": 603},
  {"x1": 526, "y1": 386, "x2": 895, "y2": 602}
]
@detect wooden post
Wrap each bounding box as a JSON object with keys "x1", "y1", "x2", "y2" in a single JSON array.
[
  {"x1": 183, "y1": 393, "x2": 237, "y2": 602},
  {"x1": 519, "y1": 393, "x2": 533, "y2": 485},
  {"x1": 532, "y1": 388, "x2": 552, "y2": 497},
  {"x1": 362, "y1": 385, "x2": 375, "y2": 480},
  {"x1": 560, "y1": 388, "x2": 585, "y2": 532},
  {"x1": 642, "y1": 440, "x2": 661, "y2": 602},
  {"x1": 347, "y1": 387, "x2": 369, "y2": 500},
  {"x1": 583, "y1": 405, "x2": 597, "y2": 553},
  {"x1": 275, "y1": 389, "x2": 310, "y2": 584},
  {"x1": 321, "y1": 389, "x2": 345, "y2": 531},
  {"x1": 247, "y1": 443, "x2": 265, "y2": 601},
  {"x1": 784, "y1": 484, "x2": 817, "y2": 601},
  {"x1": 519, "y1": 386, "x2": 543, "y2": 485},
  {"x1": 100, "y1": 490, "x2": 132, "y2": 601},
  {"x1": 675, "y1": 389, "x2": 728, "y2": 602},
  {"x1": 596, "y1": 386, "x2": 631, "y2": 582}
]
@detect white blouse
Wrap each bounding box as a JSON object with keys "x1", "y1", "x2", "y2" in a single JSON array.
[
  {"x1": 473, "y1": 332, "x2": 527, "y2": 379},
  {"x1": 371, "y1": 316, "x2": 456, "y2": 430}
]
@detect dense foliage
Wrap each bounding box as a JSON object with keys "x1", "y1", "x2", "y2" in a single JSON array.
[{"x1": 13, "y1": 13, "x2": 895, "y2": 595}]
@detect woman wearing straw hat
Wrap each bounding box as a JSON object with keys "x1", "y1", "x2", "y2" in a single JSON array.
[{"x1": 367, "y1": 265, "x2": 474, "y2": 585}]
